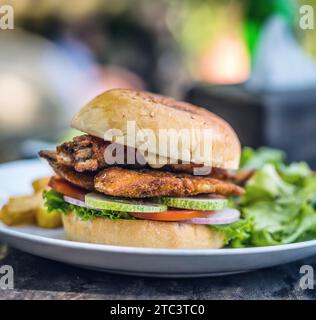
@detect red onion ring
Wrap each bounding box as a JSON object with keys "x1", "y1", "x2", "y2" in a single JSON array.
[
  {"x1": 64, "y1": 196, "x2": 91, "y2": 208},
  {"x1": 181, "y1": 208, "x2": 240, "y2": 225}
]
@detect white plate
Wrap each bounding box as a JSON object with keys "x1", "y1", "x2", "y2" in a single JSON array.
[{"x1": 1, "y1": 159, "x2": 316, "y2": 278}]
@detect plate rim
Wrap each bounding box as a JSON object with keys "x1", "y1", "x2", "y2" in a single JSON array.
[{"x1": 2, "y1": 222, "x2": 316, "y2": 256}]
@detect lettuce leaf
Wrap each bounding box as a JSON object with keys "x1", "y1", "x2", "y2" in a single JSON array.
[
  {"x1": 240, "y1": 147, "x2": 285, "y2": 170},
  {"x1": 211, "y1": 218, "x2": 253, "y2": 248},
  {"x1": 232, "y1": 147, "x2": 316, "y2": 247},
  {"x1": 43, "y1": 190, "x2": 132, "y2": 221},
  {"x1": 241, "y1": 164, "x2": 294, "y2": 204}
]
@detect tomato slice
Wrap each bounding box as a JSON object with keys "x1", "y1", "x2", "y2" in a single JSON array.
[
  {"x1": 129, "y1": 210, "x2": 212, "y2": 221},
  {"x1": 49, "y1": 176, "x2": 87, "y2": 201}
]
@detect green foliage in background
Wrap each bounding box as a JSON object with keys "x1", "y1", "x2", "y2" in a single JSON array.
[
  {"x1": 243, "y1": 0, "x2": 298, "y2": 61},
  {"x1": 166, "y1": 0, "x2": 245, "y2": 68}
]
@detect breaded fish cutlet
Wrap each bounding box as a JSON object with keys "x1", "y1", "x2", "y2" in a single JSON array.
[
  {"x1": 94, "y1": 166, "x2": 244, "y2": 198},
  {"x1": 39, "y1": 150, "x2": 95, "y2": 191},
  {"x1": 40, "y1": 151, "x2": 244, "y2": 198},
  {"x1": 55, "y1": 135, "x2": 232, "y2": 176}
]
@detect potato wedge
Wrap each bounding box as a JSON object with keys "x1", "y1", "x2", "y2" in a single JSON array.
[
  {"x1": 32, "y1": 177, "x2": 51, "y2": 193},
  {"x1": 1, "y1": 176, "x2": 63, "y2": 228},
  {"x1": 0, "y1": 193, "x2": 42, "y2": 226},
  {"x1": 0, "y1": 204, "x2": 35, "y2": 226},
  {"x1": 7, "y1": 193, "x2": 42, "y2": 211},
  {"x1": 35, "y1": 206, "x2": 62, "y2": 228}
]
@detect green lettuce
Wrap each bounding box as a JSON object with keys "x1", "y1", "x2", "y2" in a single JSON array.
[
  {"x1": 240, "y1": 147, "x2": 285, "y2": 170},
  {"x1": 231, "y1": 147, "x2": 316, "y2": 247},
  {"x1": 212, "y1": 218, "x2": 253, "y2": 248},
  {"x1": 241, "y1": 164, "x2": 294, "y2": 204},
  {"x1": 43, "y1": 190, "x2": 132, "y2": 221}
]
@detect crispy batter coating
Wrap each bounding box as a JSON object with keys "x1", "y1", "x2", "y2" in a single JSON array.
[
  {"x1": 56, "y1": 135, "x2": 109, "y2": 172},
  {"x1": 40, "y1": 151, "x2": 245, "y2": 198},
  {"x1": 39, "y1": 151, "x2": 95, "y2": 191},
  {"x1": 55, "y1": 135, "x2": 238, "y2": 178},
  {"x1": 95, "y1": 166, "x2": 244, "y2": 198},
  {"x1": 56, "y1": 135, "x2": 146, "y2": 172}
]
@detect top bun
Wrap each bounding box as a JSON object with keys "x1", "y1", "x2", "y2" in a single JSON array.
[{"x1": 71, "y1": 89, "x2": 241, "y2": 170}]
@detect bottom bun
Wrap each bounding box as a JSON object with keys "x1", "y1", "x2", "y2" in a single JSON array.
[{"x1": 62, "y1": 212, "x2": 224, "y2": 249}]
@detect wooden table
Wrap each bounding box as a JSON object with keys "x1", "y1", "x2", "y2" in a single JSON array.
[{"x1": 0, "y1": 246, "x2": 316, "y2": 300}]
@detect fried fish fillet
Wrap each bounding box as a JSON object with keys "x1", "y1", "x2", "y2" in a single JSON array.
[
  {"x1": 39, "y1": 150, "x2": 95, "y2": 191},
  {"x1": 95, "y1": 166, "x2": 244, "y2": 198},
  {"x1": 40, "y1": 151, "x2": 244, "y2": 198},
  {"x1": 56, "y1": 135, "x2": 109, "y2": 172},
  {"x1": 57, "y1": 134, "x2": 149, "y2": 172},
  {"x1": 55, "y1": 135, "x2": 236, "y2": 178}
]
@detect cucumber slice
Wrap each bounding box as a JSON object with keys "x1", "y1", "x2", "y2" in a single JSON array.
[
  {"x1": 158, "y1": 196, "x2": 227, "y2": 211},
  {"x1": 85, "y1": 193, "x2": 168, "y2": 213}
]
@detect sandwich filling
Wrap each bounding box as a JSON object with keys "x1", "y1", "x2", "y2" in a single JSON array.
[{"x1": 40, "y1": 135, "x2": 244, "y2": 198}]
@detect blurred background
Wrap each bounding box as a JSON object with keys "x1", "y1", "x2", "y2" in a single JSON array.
[{"x1": 0, "y1": 0, "x2": 315, "y2": 166}]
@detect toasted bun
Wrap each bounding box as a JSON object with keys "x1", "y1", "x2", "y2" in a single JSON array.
[
  {"x1": 62, "y1": 212, "x2": 224, "y2": 249},
  {"x1": 71, "y1": 89, "x2": 240, "y2": 169}
]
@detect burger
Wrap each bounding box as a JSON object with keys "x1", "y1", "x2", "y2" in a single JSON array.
[{"x1": 40, "y1": 89, "x2": 246, "y2": 249}]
